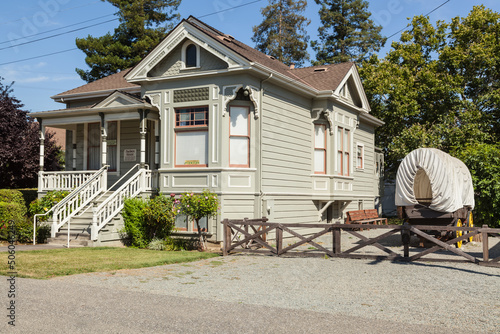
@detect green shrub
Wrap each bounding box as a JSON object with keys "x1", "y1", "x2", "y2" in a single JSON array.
[
  {"x1": 0, "y1": 202, "x2": 26, "y2": 241},
  {"x1": 29, "y1": 190, "x2": 70, "y2": 222},
  {"x1": 0, "y1": 189, "x2": 27, "y2": 216},
  {"x1": 122, "y1": 195, "x2": 177, "y2": 249},
  {"x1": 121, "y1": 197, "x2": 148, "y2": 248}
]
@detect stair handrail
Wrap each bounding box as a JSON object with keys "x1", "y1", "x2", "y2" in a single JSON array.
[
  {"x1": 33, "y1": 166, "x2": 108, "y2": 244},
  {"x1": 108, "y1": 163, "x2": 142, "y2": 191},
  {"x1": 91, "y1": 166, "x2": 152, "y2": 240},
  {"x1": 51, "y1": 166, "x2": 108, "y2": 238}
]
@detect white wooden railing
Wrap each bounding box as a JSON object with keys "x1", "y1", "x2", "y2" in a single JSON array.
[
  {"x1": 91, "y1": 166, "x2": 152, "y2": 240},
  {"x1": 39, "y1": 170, "x2": 96, "y2": 192},
  {"x1": 51, "y1": 166, "x2": 108, "y2": 238}
]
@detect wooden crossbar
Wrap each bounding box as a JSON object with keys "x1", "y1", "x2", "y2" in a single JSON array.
[
  {"x1": 343, "y1": 229, "x2": 400, "y2": 256},
  {"x1": 279, "y1": 225, "x2": 333, "y2": 256},
  {"x1": 221, "y1": 219, "x2": 500, "y2": 266}
]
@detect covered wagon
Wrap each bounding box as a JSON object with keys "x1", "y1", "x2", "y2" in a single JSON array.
[{"x1": 395, "y1": 148, "x2": 475, "y2": 247}]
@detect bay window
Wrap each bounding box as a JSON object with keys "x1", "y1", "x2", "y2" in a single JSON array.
[
  {"x1": 314, "y1": 124, "x2": 326, "y2": 174},
  {"x1": 175, "y1": 107, "x2": 208, "y2": 167}
]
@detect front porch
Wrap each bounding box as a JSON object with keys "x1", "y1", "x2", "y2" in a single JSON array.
[{"x1": 32, "y1": 91, "x2": 161, "y2": 246}]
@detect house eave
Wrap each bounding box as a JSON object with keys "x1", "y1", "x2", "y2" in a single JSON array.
[
  {"x1": 30, "y1": 103, "x2": 154, "y2": 119},
  {"x1": 51, "y1": 86, "x2": 141, "y2": 103},
  {"x1": 359, "y1": 112, "x2": 385, "y2": 127}
]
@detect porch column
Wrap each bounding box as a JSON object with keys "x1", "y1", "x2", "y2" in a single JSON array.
[
  {"x1": 154, "y1": 120, "x2": 159, "y2": 169},
  {"x1": 139, "y1": 109, "x2": 149, "y2": 169},
  {"x1": 38, "y1": 119, "x2": 45, "y2": 191},
  {"x1": 72, "y1": 130, "x2": 77, "y2": 171},
  {"x1": 38, "y1": 119, "x2": 45, "y2": 171},
  {"x1": 99, "y1": 112, "x2": 107, "y2": 168}
]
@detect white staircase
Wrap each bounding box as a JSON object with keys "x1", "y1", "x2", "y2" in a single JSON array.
[{"x1": 42, "y1": 164, "x2": 154, "y2": 247}]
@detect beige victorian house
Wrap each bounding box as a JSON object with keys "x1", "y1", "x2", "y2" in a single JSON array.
[{"x1": 31, "y1": 16, "x2": 384, "y2": 246}]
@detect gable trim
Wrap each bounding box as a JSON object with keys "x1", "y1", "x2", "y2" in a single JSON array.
[{"x1": 332, "y1": 65, "x2": 371, "y2": 112}]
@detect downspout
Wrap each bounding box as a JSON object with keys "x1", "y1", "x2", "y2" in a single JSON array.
[{"x1": 259, "y1": 73, "x2": 272, "y2": 218}]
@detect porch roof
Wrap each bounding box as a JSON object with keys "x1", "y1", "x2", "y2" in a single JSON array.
[{"x1": 30, "y1": 90, "x2": 155, "y2": 120}]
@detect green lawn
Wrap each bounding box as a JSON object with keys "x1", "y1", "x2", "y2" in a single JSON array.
[{"x1": 0, "y1": 247, "x2": 219, "y2": 279}]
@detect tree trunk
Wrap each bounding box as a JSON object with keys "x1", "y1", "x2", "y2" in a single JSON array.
[{"x1": 195, "y1": 218, "x2": 206, "y2": 251}]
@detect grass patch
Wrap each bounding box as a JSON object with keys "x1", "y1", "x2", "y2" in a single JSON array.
[{"x1": 0, "y1": 247, "x2": 219, "y2": 279}]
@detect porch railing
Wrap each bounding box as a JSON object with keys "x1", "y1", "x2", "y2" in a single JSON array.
[
  {"x1": 91, "y1": 166, "x2": 152, "y2": 240},
  {"x1": 39, "y1": 170, "x2": 96, "y2": 192},
  {"x1": 51, "y1": 166, "x2": 108, "y2": 237}
]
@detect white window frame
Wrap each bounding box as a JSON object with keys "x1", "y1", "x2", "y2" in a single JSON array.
[
  {"x1": 181, "y1": 41, "x2": 200, "y2": 69},
  {"x1": 336, "y1": 126, "x2": 351, "y2": 176},
  {"x1": 314, "y1": 124, "x2": 327, "y2": 174},
  {"x1": 174, "y1": 106, "x2": 209, "y2": 167},
  {"x1": 356, "y1": 143, "x2": 364, "y2": 170},
  {"x1": 229, "y1": 105, "x2": 250, "y2": 168}
]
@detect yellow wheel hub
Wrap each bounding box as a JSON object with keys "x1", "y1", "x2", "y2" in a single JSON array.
[
  {"x1": 455, "y1": 219, "x2": 463, "y2": 248},
  {"x1": 468, "y1": 212, "x2": 474, "y2": 243}
]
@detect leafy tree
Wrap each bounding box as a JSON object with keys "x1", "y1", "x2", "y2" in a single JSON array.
[
  {"x1": 252, "y1": 0, "x2": 310, "y2": 67},
  {"x1": 0, "y1": 78, "x2": 63, "y2": 189},
  {"x1": 312, "y1": 0, "x2": 385, "y2": 65},
  {"x1": 454, "y1": 144, "x2": 500, "y2": 228},
  {"x1": 76, "y1": 0, "x2": 181, "y2": 83},
  {"x1": 176, "y1": 190, "x2": 219, "y2": 251},
  {"x1": 360, "y1": 6, "x2": 499, "y2": 177}
]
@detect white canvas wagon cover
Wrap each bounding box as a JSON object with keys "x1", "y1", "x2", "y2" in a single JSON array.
[{"x1": 395, "y1": 148, "x2": 475, "y2": 213}]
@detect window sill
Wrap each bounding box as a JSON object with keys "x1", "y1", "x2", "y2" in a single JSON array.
[{"x1": 311, "y1": 174, "x2": 355, "y2": 180}]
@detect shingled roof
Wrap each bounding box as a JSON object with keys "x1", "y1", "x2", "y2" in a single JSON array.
[
  {"x1": 52, "y1": 17, "x2": 354, "y2": 99},
  {"x1": 52, "y1": 68, "x2": 138, "y2": 98}
]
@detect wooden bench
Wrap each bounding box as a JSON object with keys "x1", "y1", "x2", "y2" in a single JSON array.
[{"x1": 346, "y1": 209, "x2": 387, "y2": 229}]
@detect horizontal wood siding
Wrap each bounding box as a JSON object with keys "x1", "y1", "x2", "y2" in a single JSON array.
[
  {"x1": 222, "y1": 195, "x2": 256, "y2": 220},
  {"x1": 261, "y1": 88, "x2": 312, "y2": 193},
  {"x1": 353, "y1": 122, "x2": 376, "y2": 197}
]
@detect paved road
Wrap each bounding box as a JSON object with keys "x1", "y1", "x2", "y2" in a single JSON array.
[{"x1": 0, "y1": 277, "x2": 476, "y2": 334}]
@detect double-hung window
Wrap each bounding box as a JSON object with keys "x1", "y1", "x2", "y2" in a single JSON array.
[
  {"x1": 356, "y1": 144, "x2": 364, "y2": 169},
  {"x1": 229, "y1": 106, "x2": 250, "y2": 167},
  {"x1": 314, "y1": 124, "x2": 326, "y2": 174},
  {"x1": 175, "y1": 107, "x2": 208, "y2": 167},
  {"x1": 337, "y1": 127, "x2": 350, "y2": 176}
]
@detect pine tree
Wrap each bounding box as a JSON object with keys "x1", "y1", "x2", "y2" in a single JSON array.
[
  {"x1": 252, "y1": 0, "x2": 310, "y2": 67},
  {"x1": 76, "y1": 0, "x2": 181, "y2": 83},
  {"x1": 312, "y1": 0, "x2": 385, "y2": 65}
]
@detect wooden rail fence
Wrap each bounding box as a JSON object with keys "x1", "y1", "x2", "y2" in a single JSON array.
[{"x1": 221, "y1": 218, "x2": 500, "y2": 267}]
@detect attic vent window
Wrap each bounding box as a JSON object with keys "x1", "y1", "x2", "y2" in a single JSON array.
[
  {"x1": 186, "y1": 44, "x2": 197, "y2": 68},
  {"x1": 314, "y1": 68, "x2": 327, "y2": 72},
  {"x1": 267, "y1": 55, "x2": 276, "y2": 60}
]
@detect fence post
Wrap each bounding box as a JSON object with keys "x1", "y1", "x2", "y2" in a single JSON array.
[
  {"x1": 402, "y1": 222, "x2": 411, "y2": 258},
  {"x1": 332, "y1": 224, "x2": 341, "y2": 254},
  {"x1": 482, "y1": 225, "x2": 489, "y2": 262},
  {"x1": 276, "y1": 226, "x2": 283, "y2": 256},
  {"x1": 222, "y1": 219, "x2": 229, "y2": 256},
  {"x1": 261, "y1": 217, "x2": 268, "y2": 242}
]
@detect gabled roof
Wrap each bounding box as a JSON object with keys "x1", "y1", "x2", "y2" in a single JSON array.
[{"x1": 51, "y1": 16, "x2": 358, "y2": 103}]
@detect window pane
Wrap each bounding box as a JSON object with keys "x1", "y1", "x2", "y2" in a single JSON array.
[
  {"x1": 176, "y1": 131, "x2": 208, "y2": 165},
  {"x1": 337, "y1": 152, "x2": 342, "y2": 172},
  {"x1": 344, "y1": 129, "x2": 349, "y2": 151},
  {"x1": 195, "y1": 216, "x2": 208, "y2": 231},
  {"x1": 230, "y1": 137, "x2": 249, "y2": 166},
  {"x1": 186, "y1": 44, "x2": 197, "y2": 67},
  {"x1": 314, "y1": 149, "x2": 325, "y2": 173},
  {"x1": 337, "y1": 128, "x2": 342, "y2": 150},
  {"x1": 230, "y1": 107, "x2": 248, "y2": 135},
  {"x1": 315, "y1": 125, "x2": 325, "y2": 149},
  {"x1": 175, "y1": 214, "x2": 188, "y2": 230}
]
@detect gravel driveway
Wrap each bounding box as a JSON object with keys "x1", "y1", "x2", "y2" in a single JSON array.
[
  {"x1": 2, "y1": 229, "x2": 499, "y2": 333},
  {"x1": 50, "y1": 251, "x2": 500, "y2": 333}
]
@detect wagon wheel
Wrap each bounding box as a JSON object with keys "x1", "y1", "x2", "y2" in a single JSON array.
[
  {"x1": 455, "y1": 219, "x2": 463, "y2": 248},
  {"x1": 467, "y1": 212, "x2": 474, "y2": 243}
]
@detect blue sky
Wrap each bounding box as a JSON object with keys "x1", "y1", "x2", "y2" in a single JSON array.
[{"x1": 1, "y1": 0, "x2": 499, "y2": 113}]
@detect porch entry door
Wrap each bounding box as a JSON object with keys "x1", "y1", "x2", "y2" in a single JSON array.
[{"x1": 87, "y1": 123, "x2": 101, "y2": 170}]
